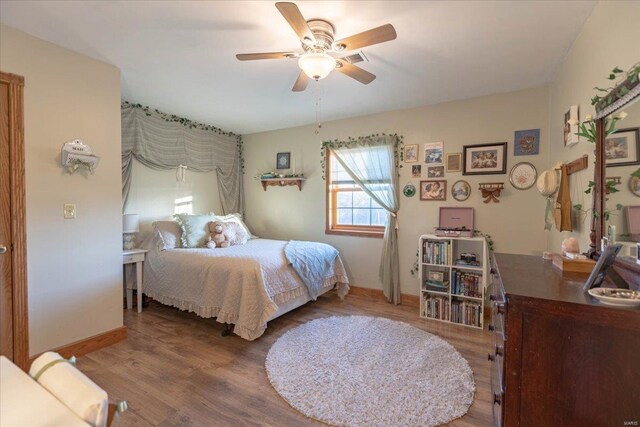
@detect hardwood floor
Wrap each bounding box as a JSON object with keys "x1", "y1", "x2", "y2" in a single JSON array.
[{"x1": 79, "y1": 293, "x2": 493, "y2": 426}]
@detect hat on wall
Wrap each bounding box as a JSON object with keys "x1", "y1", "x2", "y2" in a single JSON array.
[{"x1": 536, "y1": 162, "x2": 562, "y2": 196}]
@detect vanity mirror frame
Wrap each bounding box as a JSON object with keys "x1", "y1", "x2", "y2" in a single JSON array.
[{"x1": 593, "y1": 85, "x2": 640, "y2": 257}]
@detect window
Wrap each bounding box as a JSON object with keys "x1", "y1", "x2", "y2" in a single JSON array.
[
  {"x1": 326, "y1": 149, "x2": 387, "y2": 237},
  {"x1": 174, "y1": 196, "x2": 193, "y2": 214}
]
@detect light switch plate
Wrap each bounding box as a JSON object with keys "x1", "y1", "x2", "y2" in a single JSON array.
[{"x1": 64, "y1": 204, "x2": 76, "y2": 219}]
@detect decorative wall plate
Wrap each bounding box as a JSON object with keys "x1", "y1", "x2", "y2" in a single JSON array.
[
  {"x1": 509, "y1": 162, "x2": 537, "y2": 190},
  {"x1": 403, "y1": 183, "x2": 416, "y2": 197},
  {"x1": 451, "y1": 180, "x2": 471, "y2": 201}
]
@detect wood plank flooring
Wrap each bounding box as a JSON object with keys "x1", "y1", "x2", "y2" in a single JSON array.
[{"x1": 79, "y1": 293, "x2": 493, "y2": 426}]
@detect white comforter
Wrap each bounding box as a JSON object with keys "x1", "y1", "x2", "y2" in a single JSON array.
[{"x1": 142, "y1": 237, "x2": 349, "y2": 340}]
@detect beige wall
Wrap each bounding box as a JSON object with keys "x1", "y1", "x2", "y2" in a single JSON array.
[
  {"x1": 244, "y1": 86, "x2": 550, "y2": 295},
  {"x1": 547, "y1": 1, "x2": 640, "y2": 252},
  {"x1": 124, "y1": 159, "x2": 222, "y2": 239},
  {"x1": 0, "y1": 25, "x2": 123, "y2": 355}
]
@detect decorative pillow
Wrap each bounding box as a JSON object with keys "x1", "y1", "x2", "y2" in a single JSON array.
[
  {"x1": 29, "y1": 352, "x2": 108, "y2": 427},
  {"x1": 221, "y1": 221, "x2": 249, "y2": 246},
  {"x1": 214, "y1": 213, "x2": 256, "y2": 239},
  {"x1": 152, "y1": 221, "x2": 182, "y2": 250},
  {"x1": 174, "y1": 213, "x2": 216, "y2": 248}
]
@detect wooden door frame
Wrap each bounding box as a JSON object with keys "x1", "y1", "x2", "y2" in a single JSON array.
[{"x1": 1, "y1": 71, "x2": 29, "y2": 370}]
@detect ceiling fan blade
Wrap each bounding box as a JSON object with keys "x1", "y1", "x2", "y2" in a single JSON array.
[
  {"x1": 275, "y1": 2, "x2": 316, "y2": 44},
  {"x1": 292, "y1": 71, "x2": 309, "y2": 92},
  {"x1": 236, "y1": 52, "x2": 298, "y2": 61},
  {"x1": 334, "y1": 24, "x2": 397, "y2": 51},
  {"x1": 335, "y1": 60, "x2": 376, "y2": 85}
]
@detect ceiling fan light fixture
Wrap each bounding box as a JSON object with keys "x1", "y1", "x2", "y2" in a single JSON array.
[{"x1": 298, "y1": 52, "x2": 336, "y2": 80}]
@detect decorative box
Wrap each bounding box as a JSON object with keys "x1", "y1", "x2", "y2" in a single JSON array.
[{"x1": 435, "y1": 207, "x2": 474, "y2": 237}]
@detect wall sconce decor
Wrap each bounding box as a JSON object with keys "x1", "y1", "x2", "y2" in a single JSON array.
[
  {"x1": 61, "y1": 139, "x2": 100, "y2": 174},
  {"x1": 479, "y1": 182, "x2": 504, "y2": 203}
]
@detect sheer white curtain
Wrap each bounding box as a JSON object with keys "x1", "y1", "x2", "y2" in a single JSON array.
[{"x1": 331, "y1": 134, "x2": 401, "y2": 304}]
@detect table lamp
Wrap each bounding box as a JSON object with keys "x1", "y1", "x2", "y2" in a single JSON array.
[{"x1": 122, "y1": 214, "x2": 139, "y2": 250}]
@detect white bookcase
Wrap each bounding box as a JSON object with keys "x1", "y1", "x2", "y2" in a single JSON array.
[{"x1": 418, "y1": 234, "x2": 488, "y2": 329}]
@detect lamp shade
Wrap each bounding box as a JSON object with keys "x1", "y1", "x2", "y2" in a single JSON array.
[
  {"x1": 298, "y1": 52, "x2": 336, "y2": 80},
  {"x1": 122, "y1": 214, "x2": 140, "y2": 233}
]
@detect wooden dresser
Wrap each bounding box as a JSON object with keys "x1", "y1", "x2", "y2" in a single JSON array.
[{"x1": 489, "y1": 253, "x2": 640, "y2": 427}]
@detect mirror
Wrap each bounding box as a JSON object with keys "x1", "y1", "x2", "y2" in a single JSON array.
[{"x1": 603, "y1": 97, "x2": 640, "y2": 249}]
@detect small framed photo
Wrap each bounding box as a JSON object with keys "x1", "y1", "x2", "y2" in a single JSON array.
[
  {"x1": 446, "y1": 153, "x2": 462, "y2": 172},
  {"x1": 427, "y1": 166, "x2": 445, "y2": 178},
  {"x1": 412, "y1": 165, "x2": 422, "y2": 178},
  {"x1": 514, "y1": 129, "x2": 540, "y2": 155},
  {"x1": 605, "y1": 127, "x2": 639, "y2": 167},
  {"x1": 276, "y1": 152, "x2": 290, "y2": 169},
  {"x1": 420, "y1": 180, "x2": 447, "y2": 201},
  {"x1": 462, "y1": 142, "x2": 507, "y2": 175},
  {"x1": 451, "y1": 180, "x2": 471, "y2": 201},
  {"x1": 428, "y1": 271, "x2": 444, "y2": 282},
  {"x1": 423, "y1": 142, "x2": 444, "y2": 165},
  {"x1": 564, "y1": 105, "x2": 579, "y2": 147},
  {"x1": 404, "y1": 144, "x2": 418, "y2": 163}
]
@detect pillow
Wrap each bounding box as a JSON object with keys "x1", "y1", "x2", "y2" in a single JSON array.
[
  {"x1": 214, "y1": 213, "x2": 256, "y2": 239},
  {"x1": 29, "y1": 352, "x2": 108, "y2": 427},
  {"x1": 174, "y1": 213, "x2": 216, "y2": 248},
  {"x1": 152, "y1": 221, "x2": 182, "y2": 250},
  {"x1": 221, "y1": 221, "x2": 249, "y2": 246}
]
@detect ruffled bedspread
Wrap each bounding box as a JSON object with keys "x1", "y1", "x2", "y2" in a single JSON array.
[{"x1": 142, "y1": 238, "x2": 349, "y2": 340}]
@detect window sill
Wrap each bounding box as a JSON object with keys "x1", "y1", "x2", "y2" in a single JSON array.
[{"x1": 325, "y1": 227, "x2": 384, "y2": 238}]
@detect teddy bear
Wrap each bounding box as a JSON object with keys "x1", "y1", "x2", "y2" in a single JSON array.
[{"x1": 206, "y1": 222, "x2": 230, "y2": 249}]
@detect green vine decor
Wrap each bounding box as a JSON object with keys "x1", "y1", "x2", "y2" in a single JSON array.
[
  {"x1": 574, "y1": 179, "x2": 622, "y2": 221},
  {"x1": 591, "y1": 64, "x2": 640, "y2": 113},
  {"x1": 320, "y1": 133, "x2": 404, "y2": 180},
  {"x1": 569, "y1": 110, "x2": 626, "y2": 143},
  {"x1": 122, "y1": 101, "x2": 245, "y2": 173}
]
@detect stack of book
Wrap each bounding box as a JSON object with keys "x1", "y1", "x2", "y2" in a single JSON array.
[
  {"x1": 451, "y1": 300, "x2": 482, "y2": 327},
  {"x1": 423, "y1": 295, "x2": 450, "y2": 320},
  {"x1": 451, "y1": 270, "x2": 482, "y2": 297},
  {"x1": 423, "y1": 240, "x2": 450, "y2": 265}
]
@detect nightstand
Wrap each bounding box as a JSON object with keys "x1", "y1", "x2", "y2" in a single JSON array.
[{"x1": 123, "y1": 248, "x2": 147, "y2": 313}]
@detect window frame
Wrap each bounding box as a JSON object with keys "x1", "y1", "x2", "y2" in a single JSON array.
[{"x1": 325, "y1": 148, "x2": 385, "y2": 238}]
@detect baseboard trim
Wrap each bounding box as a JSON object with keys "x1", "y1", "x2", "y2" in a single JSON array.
[
  {"x1": 348, "y1": 286, "x2": 420, "y2": 308},
  {"x1": 30, "y1": 326, "x2": 127, "y2": 365}
]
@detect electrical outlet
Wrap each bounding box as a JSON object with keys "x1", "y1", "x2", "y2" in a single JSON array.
[{"x1": 64, "y1": 204, "x2": 76, "y2": 219}]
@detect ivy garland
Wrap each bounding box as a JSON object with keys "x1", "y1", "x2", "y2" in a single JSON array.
[
  {"x1": 122, "y1": 101, "x2": 245, "y2": 173},
  {"x1": 319, "y1": 133, "x2": 404, "y2": 180}
]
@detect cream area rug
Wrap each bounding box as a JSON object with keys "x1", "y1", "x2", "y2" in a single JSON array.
[{"x1": 265, "y1": 315, "x2": 475, "y2": 427}]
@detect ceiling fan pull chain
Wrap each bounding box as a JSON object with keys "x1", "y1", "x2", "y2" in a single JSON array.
[{"x1": 315, "y1": 79, "x2": 322, "y2": 135}]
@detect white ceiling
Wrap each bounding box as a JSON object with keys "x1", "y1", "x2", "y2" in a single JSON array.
[{"x1": 0, "y1": 1, "x2": 596, "y2": 134}]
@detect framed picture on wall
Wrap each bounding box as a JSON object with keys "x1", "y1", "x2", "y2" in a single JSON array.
[
  {"x1": 404, "y1": 144, "x2": 418, "y2": 163},
  {"x1": 423, "y1": 142, "x2": 444, "y2": 165},
  {"x1": 427, "y1": 166, "x2": 445, "y2": 178},
  {"x1": 462, "y1": 142, "x2": 507, "y2": 175},
  {"x1": 514, "y1": 129, "x2": 540, "y2": 155},
  {"x1": 412, "y1": 165, "x2": 422, "y2": 178},
  {"x1": 446, "y1": 153, "x2": 462, "y2": 172},
  {"x1": 276, "y1": 152, "x2": 290, "y2": 169},
  {"x1": 420, "y1": 180, "x2": 447, "y2": 201},
  {"x1": 564, "y1": 105, "x2": 579, "y2": 147},
  {"x1": 605, "y1": 127, "x2": 640, "y2": 167}
]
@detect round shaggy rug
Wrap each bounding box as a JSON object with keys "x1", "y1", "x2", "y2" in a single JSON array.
[{"x1": 265, "y1": 316, "x2": 475, "y2": 427}]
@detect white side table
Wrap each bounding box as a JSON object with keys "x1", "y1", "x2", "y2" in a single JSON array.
[{"x1": 123, "y1": 249, "x2": 147, "y2": 313}]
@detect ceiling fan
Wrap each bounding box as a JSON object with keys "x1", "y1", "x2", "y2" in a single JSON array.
[{"x1": 236, "y1": 2, "x2": 397, "y2": 92}]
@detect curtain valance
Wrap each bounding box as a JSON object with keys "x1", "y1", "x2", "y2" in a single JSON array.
[{"x1": 121, "y1": 102, "x2": 244, "y2": 214}]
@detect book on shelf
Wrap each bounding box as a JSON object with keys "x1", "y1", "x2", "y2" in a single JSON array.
[
  {"x1": 422, "y1": 294, "x2": 450, "y2": 320},
  {"x1": 451, "y1": 299, "x2": 482, "y2": 327},
  {"x1": 422, "y1": 240, "x2": 451, "y2": 265},
  {"x1": 451, "y1": 270, "x2": 482, "y2": 298}
]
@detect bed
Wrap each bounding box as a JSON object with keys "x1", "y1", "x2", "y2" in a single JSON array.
[{"x1": 141, "y1": 234, "x2": 349, "y2": 340}]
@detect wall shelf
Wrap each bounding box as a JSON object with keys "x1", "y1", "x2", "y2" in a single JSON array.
[{"x1": 260, "y1": 177, "x2": 306, "y2": 191}]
